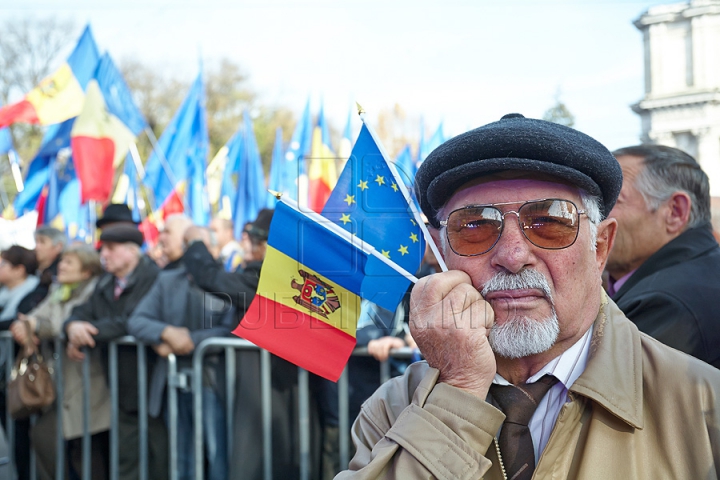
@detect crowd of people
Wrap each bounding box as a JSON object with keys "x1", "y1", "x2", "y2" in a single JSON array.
[{"x1": 1, "y1": 115, "x2": 720, "y2": 479}]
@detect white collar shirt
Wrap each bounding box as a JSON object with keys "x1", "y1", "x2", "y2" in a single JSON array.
[{"x1": 492, "y1": 323, "x2": 594, "y2": 462}]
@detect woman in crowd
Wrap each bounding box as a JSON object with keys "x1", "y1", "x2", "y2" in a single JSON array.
[
  {"x1": 10, "y1": 244, "x2": 109, "y2": 480},
  {"x1": 0, "y1": 245, "x2": 40, "y2": 329}
]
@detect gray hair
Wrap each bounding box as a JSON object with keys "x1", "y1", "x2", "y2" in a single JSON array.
[
  {"x1": 35, "y1": 226, "x2": 66, "y2": 248},
  {"x1": 612, "y1": 145, "x2": 710, "y2": 229}
]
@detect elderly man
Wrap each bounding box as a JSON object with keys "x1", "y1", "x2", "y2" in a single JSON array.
[
  {"x1": 337, "y1": 114, "x2": 720, "y2": 479},
  {"x1": 63, "y1": 224, "x2": 166, "y2": 480},
  {"x1": 606, "y1": 145, "x2": 720, "y2": 368}
]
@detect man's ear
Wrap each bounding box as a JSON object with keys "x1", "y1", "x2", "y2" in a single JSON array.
[
  {"x1": 665, "y1": 191, "x2": 692, "y2": 235},
  {"x1": 595, "y1": 217, "x2": 617, "y2": 273}
]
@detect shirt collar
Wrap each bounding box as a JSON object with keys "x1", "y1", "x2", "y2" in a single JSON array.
[{"x1": 607, "y1": 269, "x2": 636, "y2": 297}]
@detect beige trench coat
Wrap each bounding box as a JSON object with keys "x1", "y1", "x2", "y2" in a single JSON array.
[
  {"x1": 337, "y1": 292, "x2": 720, "y2": 479},
  {"x1": 31, "y1": 279, "x2": 111, "y2": 440}
]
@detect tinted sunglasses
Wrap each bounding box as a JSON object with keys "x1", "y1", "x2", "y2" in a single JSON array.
[{"x1": 439, "y1": 199, "x2": 586, "y2": 256}]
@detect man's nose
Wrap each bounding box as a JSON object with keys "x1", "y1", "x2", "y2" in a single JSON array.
[{"x1": 489, "y1": 213, "x2": 534, "y2": 273}]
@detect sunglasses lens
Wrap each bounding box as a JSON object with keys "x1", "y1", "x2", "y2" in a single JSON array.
[
  {"x1": 519, "y1": 200, "x2": 579, "y2": 249},
  {"x1": 445, "y1": 200, "x2": 581, "y2": 255},
  {"x1": 446, "y1": 207, "x2": 503, "y2": 255}
]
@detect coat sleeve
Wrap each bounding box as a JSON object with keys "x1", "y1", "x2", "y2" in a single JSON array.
[
  {"x1": 64, "y1": 283, "x2": 128, "y2": 342},
  {"x1": 29, "y1": 293, "x2": 56, "y2": 339},
  {"x1": 125, "y1": 280, "x2": 168, "y2": 345},
  {"x1": 336, "y1": 378, "x2": 504, "y2": 479}
]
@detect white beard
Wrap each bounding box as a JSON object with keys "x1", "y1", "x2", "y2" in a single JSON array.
[{"x1": 482, "y1": 269, "x2": 559, "y2": 359}]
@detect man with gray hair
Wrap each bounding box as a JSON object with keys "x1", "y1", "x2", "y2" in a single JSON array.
[
  {"x1": 337, "y1": 114, "x2": 720, "y2": 479},
  {"x1": 606, "y1": 144, "x2": 720, "y2": 368}
]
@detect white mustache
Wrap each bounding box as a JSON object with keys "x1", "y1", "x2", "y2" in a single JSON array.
[{"x1": 481, "y1": 269, "x2": 553, "y2": 303}]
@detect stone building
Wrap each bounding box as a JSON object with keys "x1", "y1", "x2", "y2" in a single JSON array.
[{"x1": 632, "y1": 0, "x2": 720, "y2": 213}]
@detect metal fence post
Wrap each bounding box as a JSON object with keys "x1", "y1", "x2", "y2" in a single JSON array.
[
  {"x1": 338, "y1": 366, "x2": 349, "y2": 469},
  {"x1": 53, "y1": 337, "x2": 65, "y2": 480},
  {"x1": 108, "y1": 341, "x2": 119, "y2": 480},
  {"x1": 298, "y1": 368, "x2": 310, "y2": 480},
  {"x1": 166, "y1": 353, "x2": 178, "y2": 480},
  {"x1": 224, "y1": 347, "x2": 235, "y2": 463},
  {"x1": 260, "y1": 348, "x2": 272, "y2": 480},
  {"x1": 136, "y1": 342, "x2": 148, "y2": 480},
  {"x1": 192, "y1": 343, "x2": 204, "y2": 480},
  {"x1": 81, "y1": 350, "x2": 91, "y2": 480}
]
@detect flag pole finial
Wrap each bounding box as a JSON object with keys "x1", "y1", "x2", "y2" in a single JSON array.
[
  {"x1": 355, "y1": 102, "x2": 365, "y2": 116},
  {"x1": 268, "y1": 189, "x2": 283, "y2": 200}
]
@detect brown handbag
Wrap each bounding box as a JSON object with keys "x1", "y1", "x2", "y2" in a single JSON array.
[{"x1": 7, "y1": 320, "x2": 56, "y2": 420}]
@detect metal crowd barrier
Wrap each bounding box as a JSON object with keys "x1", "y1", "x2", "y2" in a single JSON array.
[{"x1": 1, "y1": 331, "x2": 416, "y2": 480}]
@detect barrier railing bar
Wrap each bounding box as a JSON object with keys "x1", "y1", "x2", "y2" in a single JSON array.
[
  {"x1": 53, "y1": 337, "x2": 65, "y2": 480},
  {"x1": 298, "y1": 368, "x2": 310, "y2": 480},
  {"x1": 108, "y1": 341, "x2": 119, "y2": 480},
  {"x1": 29, "y1": 414, "x2": 36, "y2": 480},
  {"x1": 4, "y1": 335, "x2": 15, "y2": 480},
  {"x1": 167, "y1": 353, "x2": 178, "y2": 480},
  {"x1": 81, "y1": 350, "x2": 91, "y2": 480},
  {"x1": 260, "y1": 348, "x2": 272, "y2": 480},
  {"x1": 338, "y1": 366, "x2": 349, "y2": 469},
  {"x1": 136, "y1": 343, "x2": 148, "y2": 480},
  {"x1": 224, "y1": 346, "x2": 235, "y2": 464}
]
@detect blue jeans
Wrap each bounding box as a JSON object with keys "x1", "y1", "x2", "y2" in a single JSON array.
[{"x1": 173, "y1": 387, "x2": 228, "y2": 480}]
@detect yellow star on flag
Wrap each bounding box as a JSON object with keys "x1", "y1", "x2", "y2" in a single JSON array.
[
  {"x1": 409, "y1": 232, "x2": 419, "y2": 243},
  {"x1": 358, "y1": 180, "x2": 369, "y2": 191},
  {"x1": 382, "y1": 250, "x2": 391, "y2": 258},
  {"x1": 398, "y1": 245, "x2": 409, "y2": 256},
  {"x1": 375, "y1": 175, "x2": 385, "y2": 186},
  {"x1": 340, "y1": 213, "x2": 351, "y2": 224},
  {"x1": 344, "y1": 194, "x2": 355, "y2": 206},
  {"x1": 410, "y1": 219, "x2": 417, "y2": 226},
  {"x1": 391, "y1": 182, "x2": 398, "y2": 192}
]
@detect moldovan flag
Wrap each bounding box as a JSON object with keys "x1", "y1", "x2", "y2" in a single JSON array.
[
  {"x1": 0, "y1": 26, "x2": 100, "y2": 128},
  {"x1": 308, "y1": 104, "x2": 337, "y2": 212},
  {"x1": 71, "y1": 80, "x2": 135, "y2": 203},
  {"x1": 234, "y1": 198, "x2": 416, "y2": 381}
]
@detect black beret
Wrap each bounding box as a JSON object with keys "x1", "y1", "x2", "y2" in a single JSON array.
[
  {"x1": 99, "y1": 224, "x2": 144, "y2": 246},
  {"x1": 415, "y1": 113, "x2": 623, "y2": 228}
]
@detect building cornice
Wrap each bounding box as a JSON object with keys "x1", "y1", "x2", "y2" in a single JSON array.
[
  {"x1": 632, "y1": 89, "x2": 720, "y2": 113},
  {"x1": 634, "y1": 1, "x2": 720, "y2": 29}
]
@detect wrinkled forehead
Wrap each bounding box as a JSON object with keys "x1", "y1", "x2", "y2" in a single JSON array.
[{"x1": 442, "y1": 171, "x2": 584, "y2": 213}]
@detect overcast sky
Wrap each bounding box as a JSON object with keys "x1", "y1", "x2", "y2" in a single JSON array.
[{"x1": 4, "y1": 0, "x2": 663, "y2": 151}]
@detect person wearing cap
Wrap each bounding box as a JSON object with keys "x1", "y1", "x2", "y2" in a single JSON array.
[
  {"x1": 337, "y1": 114, "x2": 720, "y2": 480},
  {"x1": 605, "y1": 145, "x2": 720, "y2": 368},
  {"x1": 62, "y1": 224, "x2": 167, "y2": 480}
]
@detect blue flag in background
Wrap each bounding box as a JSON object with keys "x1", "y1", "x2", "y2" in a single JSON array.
[
  {"x1": 93, "y1": 53, "x2": 147, "y2": 136},
  {"x1": 144, "y1": 70, "x2": 209, "y2": 223},
  {"x1": 393, "y1": 144, "x2": 416, "y2": 190},
  {"x1": 321, "y1": 124, "x2": 425, "y2": 310},
  {"x1": 266, "y1": 127, "x2": 284, "y2": 208},
  {"x1": 232, "y1": 113, "x2": 266, "y2": 238},
  {"x1": 0, "y1": 122, "x2": 12, "y2": 155},
  {"x1": 275, "y1": 98, "x2": 311, "y2": 202}
]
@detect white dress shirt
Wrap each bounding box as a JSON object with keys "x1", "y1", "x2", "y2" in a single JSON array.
[{"x1": 492, "y1": 323, "x2": 594, "y2": 462}]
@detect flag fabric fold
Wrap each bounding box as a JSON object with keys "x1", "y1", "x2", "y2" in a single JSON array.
[
  {"x1": 71, "y1": 80, "x2": 135, "y2": 203},
  {"x1": 234, "y1": 199, "x2": 414, "y2": 381},
  {"x1": 0, "y1": 26, "x2": 100, "y2": 128}
]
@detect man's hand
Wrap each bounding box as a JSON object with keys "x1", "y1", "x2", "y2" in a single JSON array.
[
  {"x1": 66, "y1": 321, "x2": 99, "y2": 348},
  {"x1": 161, "y1": 325, "x2": 195, "y2": 355},
  {"x1": 153, "y1": 342, "x2": 173, "y2": 358},
  {"x1": 10, "y1": 315, "x2": 38, "y2": 346},
  {"x1": 368, "y1": 337, "x2": 405, "y2": 362},
  {"x1": 409, "y1": 270, "x2": 496, "y2": 399},
  {"x1": 66, "y1": 343, "x2": 86, "y2": 362}
]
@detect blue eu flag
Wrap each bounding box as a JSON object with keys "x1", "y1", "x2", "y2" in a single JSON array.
[{"x1": 321, "y1": 124, "x2": 425, "y2": 286}]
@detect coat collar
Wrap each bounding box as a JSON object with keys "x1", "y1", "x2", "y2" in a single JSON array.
[
  {"x1": 570, "y1": 291, "x2": 644, "y2": 429},
  {"x1": 614, "y1": 225, "x2": 718, "y2": 300}
]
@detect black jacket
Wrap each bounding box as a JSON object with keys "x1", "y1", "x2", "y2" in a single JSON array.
[
  {"x1": 16, "y1": 256, "x2": 60, "y2": 315},
  {"x1": 182, "y1": 241, "x2": 262, "y2": 323},
  {"x1": 64, "y1": 254, "x2": 161, "y2": 412},
  {"x1": 612, "y1": 225, "x2": 720, "y2": 368}
]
